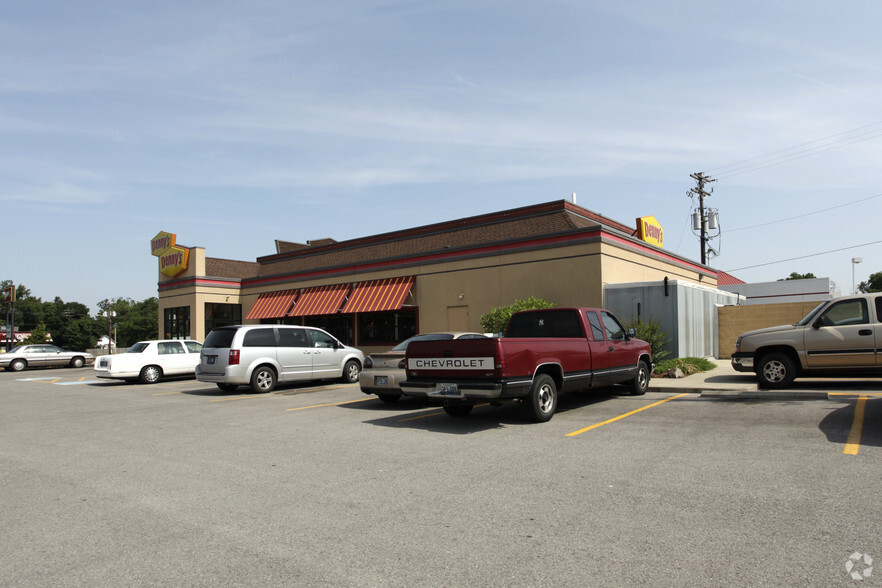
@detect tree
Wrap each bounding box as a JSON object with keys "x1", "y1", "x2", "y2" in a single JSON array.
[
  {"x1": 480, "y1": 296, "x2": 556, "y2": 334},
  {"x1": 22, "y1": 323, "x2": 49, "y2": 345},
  {"x1": 779, "y1": 272, "x2": 817, "y2": 281},
  {"x1": 96, "y1": 297, "x2": 159, "y2": 346},
  {"x1": 857, "y1": 272, "x2": 882, "y2": 293}
]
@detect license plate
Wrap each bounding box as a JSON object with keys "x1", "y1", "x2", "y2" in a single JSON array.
[
  {"x1": 429, "y1": 383, "x2": 461, "y2": 398},
  {"x1": 375, "y1": 376, "x2": 388, "y2": 386},
  {"x1": 207, "y1": 356, "x2": 216, "y2": 365}
]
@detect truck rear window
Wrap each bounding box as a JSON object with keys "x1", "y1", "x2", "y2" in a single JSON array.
[{"x1": 507, "y1": 309, "x2": 584, "y2": 338}]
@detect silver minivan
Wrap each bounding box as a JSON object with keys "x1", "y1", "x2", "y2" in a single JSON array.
[{"x1": 196, "y1": 325, "x2": 364, "y2": 393}]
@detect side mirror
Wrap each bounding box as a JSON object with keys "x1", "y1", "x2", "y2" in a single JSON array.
[
  {"x1": 812, "y1": 318, "x2": 823, "y2": 330},
  {"x1": 626, "y1": 328, "x2": 636, "y2": 340}
]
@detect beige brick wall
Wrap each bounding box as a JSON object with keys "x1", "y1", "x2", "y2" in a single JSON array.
[{"x1": 718, "y1": 302, "x2": 820, "y2": 358}]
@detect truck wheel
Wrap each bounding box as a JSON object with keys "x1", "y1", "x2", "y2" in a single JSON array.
[
  {"x1": 756, "y1": 352, "x2": 796, "y2": 389},
  {"x1": 251, "y1": 366, "x2": 277, "y2": 393},
  {"x1": 443, "y1": 404, "x2": 473, "y2": 417},
  {"x1": 629, "y1": 360, "x2": 650, "y2": 395},
  {"x1": 524, "y1": 374, "x2": 557, "y2": 422},
  {"x1": 377, "y1": 393, "x2": 401, "y2": 403}
]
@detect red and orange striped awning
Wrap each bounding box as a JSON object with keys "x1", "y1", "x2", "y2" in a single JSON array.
[
  {"x1": 341, "y1": 276, "x2": 415, "y2": 314},
  {"x1": 244, "y1": 289, "x2": 299, "y2": 320},
  {"x1": 288, "y1": 283, "x2": 351, "y2": 317}
]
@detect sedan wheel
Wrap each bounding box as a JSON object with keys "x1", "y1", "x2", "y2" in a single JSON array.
[
  {"x1": 10, "y1": 359, "x2": 26, "y2": 372},
  {"x1": 139, "y1": 365, "x2": 162, "y2": 384}
]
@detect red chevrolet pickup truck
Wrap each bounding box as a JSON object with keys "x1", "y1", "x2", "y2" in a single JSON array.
[{"x1": 401, "y1": 307, "x2": 653, "y2": 422}]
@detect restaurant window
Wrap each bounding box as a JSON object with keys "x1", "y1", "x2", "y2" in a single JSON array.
[
  {"x1": 205, "y1": 302, "x2": 242, "y2": 334},
  {"x1": 358, "y1": 309, "x2": 417, "y2": 346},
  {"x1": 304, "y1": 314, "x2": 355, "y2": 346},
  {"x1": 164, "y1": 306, "x2": 191, "y2": 340}
]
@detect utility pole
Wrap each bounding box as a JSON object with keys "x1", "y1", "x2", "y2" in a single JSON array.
[{"x1": 689, "y1": 172, "x2": 716, "y2": 265}]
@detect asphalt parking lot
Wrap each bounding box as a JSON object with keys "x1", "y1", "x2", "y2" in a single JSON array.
[{"x1": 1, "y1": 366, "x2": 879, "y2": 586}]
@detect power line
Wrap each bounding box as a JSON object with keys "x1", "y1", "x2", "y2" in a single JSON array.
[
  {"x1": 707, "y1": 120, "x2": 882, "y2": 180},
  {"x1": 728, "y1": 192, "x2": 882, "y2": 232},
  {"x1": 725, "y1": 239, "x2": 882, "y2": 272}
]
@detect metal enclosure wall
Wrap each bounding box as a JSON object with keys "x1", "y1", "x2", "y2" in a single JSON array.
[{"x1": 604, "y1": 280, "x2": 741, "y2": 359}]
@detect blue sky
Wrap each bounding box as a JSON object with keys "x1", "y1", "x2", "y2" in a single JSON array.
[{"x1": 3, "y1": 0, "x2": 881, "y2": 312}]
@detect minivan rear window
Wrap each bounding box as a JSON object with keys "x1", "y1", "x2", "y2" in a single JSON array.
[
  {"x1": 243, "y1": 328, "x2": 277, "y2": 347},
  {"x1": 203, "y1": 328, "x2": 239, "y2": 348}
]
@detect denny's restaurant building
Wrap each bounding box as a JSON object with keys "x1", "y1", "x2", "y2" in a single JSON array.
[{"x1": 154, "y1": 200, "x2": 718, "y2": 353}]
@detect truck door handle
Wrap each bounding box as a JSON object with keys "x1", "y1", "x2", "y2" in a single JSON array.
[
  {"x1": 608, "y1": 346, "x2": 614, "y2": 352},
  {"x1": 859, "y1": 329, "x2": 872, "y2": 336}
]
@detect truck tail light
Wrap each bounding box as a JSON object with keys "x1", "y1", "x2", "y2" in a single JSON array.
[
  {"x1": 229, "y1": 349, "x2": 240, "y2": 365},
  {"x1": 398, "y1": 359, "x2": 405, "y2": 369}
]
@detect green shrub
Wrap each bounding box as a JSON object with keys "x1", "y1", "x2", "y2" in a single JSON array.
[
  {"x1": 480, "y1": 296, "x2": 556, "y2": 334},
  {"x1": 624, "y1": 317, "x2": 671, "y2": 363},
  {"x1": 653, "y1": 357, "x2": 716, "y2": 376}
]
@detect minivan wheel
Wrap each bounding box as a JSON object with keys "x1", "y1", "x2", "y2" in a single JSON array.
[
  {"x1": 251, "y1": 366, "x2": 277, "y2": 393},
  {"x1": 342, "y1": 359, "x2": 360, "y2": 383}
]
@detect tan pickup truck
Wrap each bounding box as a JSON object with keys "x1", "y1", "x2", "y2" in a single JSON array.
[{"x1": 732, "y1": 293, "x2": 882, "y2": 388}]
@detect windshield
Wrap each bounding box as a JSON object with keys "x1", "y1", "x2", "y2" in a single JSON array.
[
  {"x1": 391, "y1": 333, "x2": 455, "y2": 352},
  {"x1": 8, "y1": 346, "x2": 24, "y2": 353},
  {"x1": 126, "y1": 343, "x2": 150, "y2": 353},
  {"x1": 796, "y1": 301, "x2": 828, "y2": 326}
]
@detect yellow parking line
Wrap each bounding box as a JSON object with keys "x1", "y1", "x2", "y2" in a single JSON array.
[
  {"x1": 286, "y1": 397, "x2": 374, "y2": 411},
  {"x1": 152, "y1": 391, "x2": 181, "y2": 396},
  {"x1": 843, "y1": 397, "x2": 867, "y2": 456},
  {"x1": 566, "y1": 393, "x2": 690, "y2": 437}
]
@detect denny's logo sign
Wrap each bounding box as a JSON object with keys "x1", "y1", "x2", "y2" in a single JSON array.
[
  {"x1": 636, "y1": 216, "x2": 664, "y2": 248},
  {"x1": 151, "y1": 231, "x2": 190, "y2": 278}
]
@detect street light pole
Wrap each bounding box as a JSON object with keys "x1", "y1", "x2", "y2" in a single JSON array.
[{"x1": 852, "y1": 257, "x2": 863, "y2": 294}]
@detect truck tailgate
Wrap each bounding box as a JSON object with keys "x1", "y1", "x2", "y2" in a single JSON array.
[{"x1": 405, "y1": 338, "x2": 500, "y2": 379}]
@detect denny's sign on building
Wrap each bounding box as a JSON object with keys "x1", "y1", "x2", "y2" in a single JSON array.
[
  {"x1": 636, "y1": 216, "x2": 664, "y2": 248},
  {"x1": 151, "y1": 231, "x2": 190, "y2": 278}
]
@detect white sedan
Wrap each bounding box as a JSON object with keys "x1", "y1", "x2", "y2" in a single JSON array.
[{"x1": 94, "y1": 340, "x2": 203, "y2": 384}]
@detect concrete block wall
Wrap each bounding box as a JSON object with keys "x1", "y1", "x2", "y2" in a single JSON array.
[{"x1": 717, "y1": 302, "x2": 821, "y2": 358}]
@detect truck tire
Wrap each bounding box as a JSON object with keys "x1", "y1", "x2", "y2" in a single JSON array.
[
  {"x1": 756, "y1": 352, "x2": 796, "y2": 389},
  {"x1": 629, "y1": 360, "x2": 650, "y2": 395},
  {"x1": 523, "y1": 374, "x2": 557, "y2": 422}
]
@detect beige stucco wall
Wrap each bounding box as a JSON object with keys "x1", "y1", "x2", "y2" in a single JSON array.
[{"x1": 717, "y1": 301, "x2": 820, "y2": 359}]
